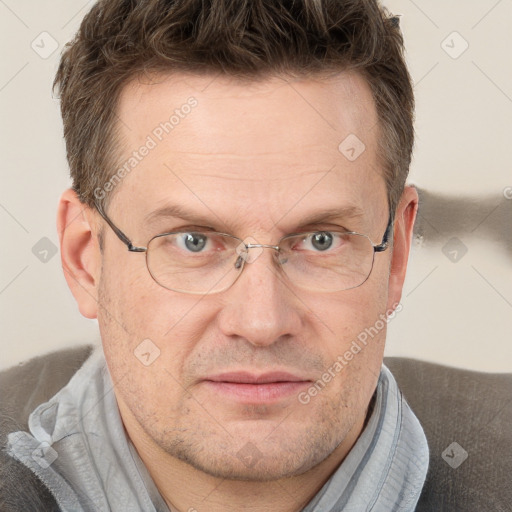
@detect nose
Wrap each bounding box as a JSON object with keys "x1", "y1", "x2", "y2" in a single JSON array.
[{"x1": 216, "y1": 246, "x2": 303, "y2": 347}]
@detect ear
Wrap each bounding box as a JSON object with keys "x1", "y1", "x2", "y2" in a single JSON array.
[
  {"x1": 386, "y1": 185, "x2": 419, "y2": 311},
  {"x1": 57, "y1": 189, "x2": 102, "y2": 319}
]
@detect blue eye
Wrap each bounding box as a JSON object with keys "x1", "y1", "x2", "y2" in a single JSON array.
[
  {"x1": 310, "y1": 232, "x2": 333, "y2": 251},
  {"x1": 298, "y1": 232, "x2": 346, "y2": 253},
  {"x1": 178, "y1": 233, "x2": 209, "y2": 253}
]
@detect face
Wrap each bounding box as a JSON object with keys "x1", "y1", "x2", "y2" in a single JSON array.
[{"x1": 70, "y1": 71, "x2": 411, "y2": 481}]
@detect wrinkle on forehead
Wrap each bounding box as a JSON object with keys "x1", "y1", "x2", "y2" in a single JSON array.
[
  {"x1": 116, "y1": 70, "x2": 377, "y2": 155},
  {"x1": 111, "y1": 70, "x2": 386, "y2": 239},
  {"x1": 184, "y1": 170, "x2": 328, "y2": 182}
]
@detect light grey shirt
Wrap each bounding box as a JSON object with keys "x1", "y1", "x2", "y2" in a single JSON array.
[{"x1": 7, "y1": 348, "x2": 429, "y2": 512}]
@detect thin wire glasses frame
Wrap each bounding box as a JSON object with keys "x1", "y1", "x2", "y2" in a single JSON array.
[{"x1": 94, "y1": 203, "x2": 394, "y2": 294}]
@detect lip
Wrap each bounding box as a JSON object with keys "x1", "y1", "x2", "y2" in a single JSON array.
[
  {"x1": 201, "y1": 371, "x2": 312, "y2": 403},
  {"x1": 205, "y1": 371, "x2": 308, "y2": 384}
]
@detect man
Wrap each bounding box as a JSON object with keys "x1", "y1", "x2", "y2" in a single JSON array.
[{"x1": 3, "y1": 0, "x2": 427, "y2": 510}]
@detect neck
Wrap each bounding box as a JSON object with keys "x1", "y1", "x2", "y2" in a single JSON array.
[{"x1": 117, "y1": 398, "x2": 368, "y2": 512}]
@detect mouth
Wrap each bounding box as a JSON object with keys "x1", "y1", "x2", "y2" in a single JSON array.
[{"x1": 202, "y1": 371, "x2": 312, "y2": 403}]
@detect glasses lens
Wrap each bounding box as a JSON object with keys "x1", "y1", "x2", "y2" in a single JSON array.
[
  {"x1": 146, "y1": 230, "x2": 375, "y2": 294},
  {"x1": 146, "y1": 232, "x2": 242, "y2": 294},
  {"x1": 278, "y1": 231, "x2": 375, "y2": 292}
]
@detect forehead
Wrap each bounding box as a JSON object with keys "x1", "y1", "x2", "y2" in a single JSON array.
[{"x1": 113, "y1": 71, "x2": 386, "y2": 234}]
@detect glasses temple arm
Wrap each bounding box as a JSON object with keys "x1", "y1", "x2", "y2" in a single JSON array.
[
  {"x1": 94, "y1": 203, "x2": 146, "y2": 252},
  {"x1": 374, "y1": 214, "x2": 394, "y2": 252}
]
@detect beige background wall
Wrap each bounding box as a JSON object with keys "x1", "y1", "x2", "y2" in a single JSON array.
[{"x1": 1, "y1": 0, "x2": 511, "y2": 371}]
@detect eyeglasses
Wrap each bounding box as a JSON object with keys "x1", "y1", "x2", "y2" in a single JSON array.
[{"x1": 95, "y1": 204, "x2": 393, "y2": 295}]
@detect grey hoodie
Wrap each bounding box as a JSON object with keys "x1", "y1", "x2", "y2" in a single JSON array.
[{"x1": 6, "y1": 348, "x2": 428, "y2": 511}]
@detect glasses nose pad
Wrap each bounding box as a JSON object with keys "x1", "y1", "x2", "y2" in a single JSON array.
[
  {"x1": 234, "y1": 253, "x2": 245, "y2": 270},
  {"x1": 235, "y1": 237, "x2": 264, "y2": 265},
  {"x1": 234, "y1": 242, "x2": 249, "y2": 268}
]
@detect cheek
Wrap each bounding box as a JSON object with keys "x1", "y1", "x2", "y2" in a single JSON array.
[
  {"x1": 98, "y1": 248, "x2": 172, "y2": 335},
  {"x1": 312, "y1": 279, "x2": 389, "y2": 388},
  {"x1": 96, "y1": 252, "x2": 215, "y2": 392},
  {"x1": 96, "y1": 267, "x2": 190, "y2": 425},
  {"x1": 320, "y1": 281, "x2": 388, "y2": 344},
  {"x1": 96, "y1": 252, "x2": 159, "y2": 367}
]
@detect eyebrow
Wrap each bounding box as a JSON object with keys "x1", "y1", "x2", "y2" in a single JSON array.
[{"x1": 144, "y1": 203, "x2": 366, "y2": 232}]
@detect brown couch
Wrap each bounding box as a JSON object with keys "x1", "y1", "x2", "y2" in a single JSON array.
[{"x1": 1, "y1": 346, "x2": 511, "y2": 511}]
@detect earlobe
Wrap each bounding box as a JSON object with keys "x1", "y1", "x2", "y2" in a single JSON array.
[
  {"x1": 57, "y1": 189, "x2": 101, "y2": 319},
  {"x1": 387, "y1": 185, "x2": 419, "y2": 310}
]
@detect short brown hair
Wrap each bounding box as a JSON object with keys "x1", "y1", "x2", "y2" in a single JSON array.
[{"x1": 54, "y1": 0, "x2": 414, "y2": 217}]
